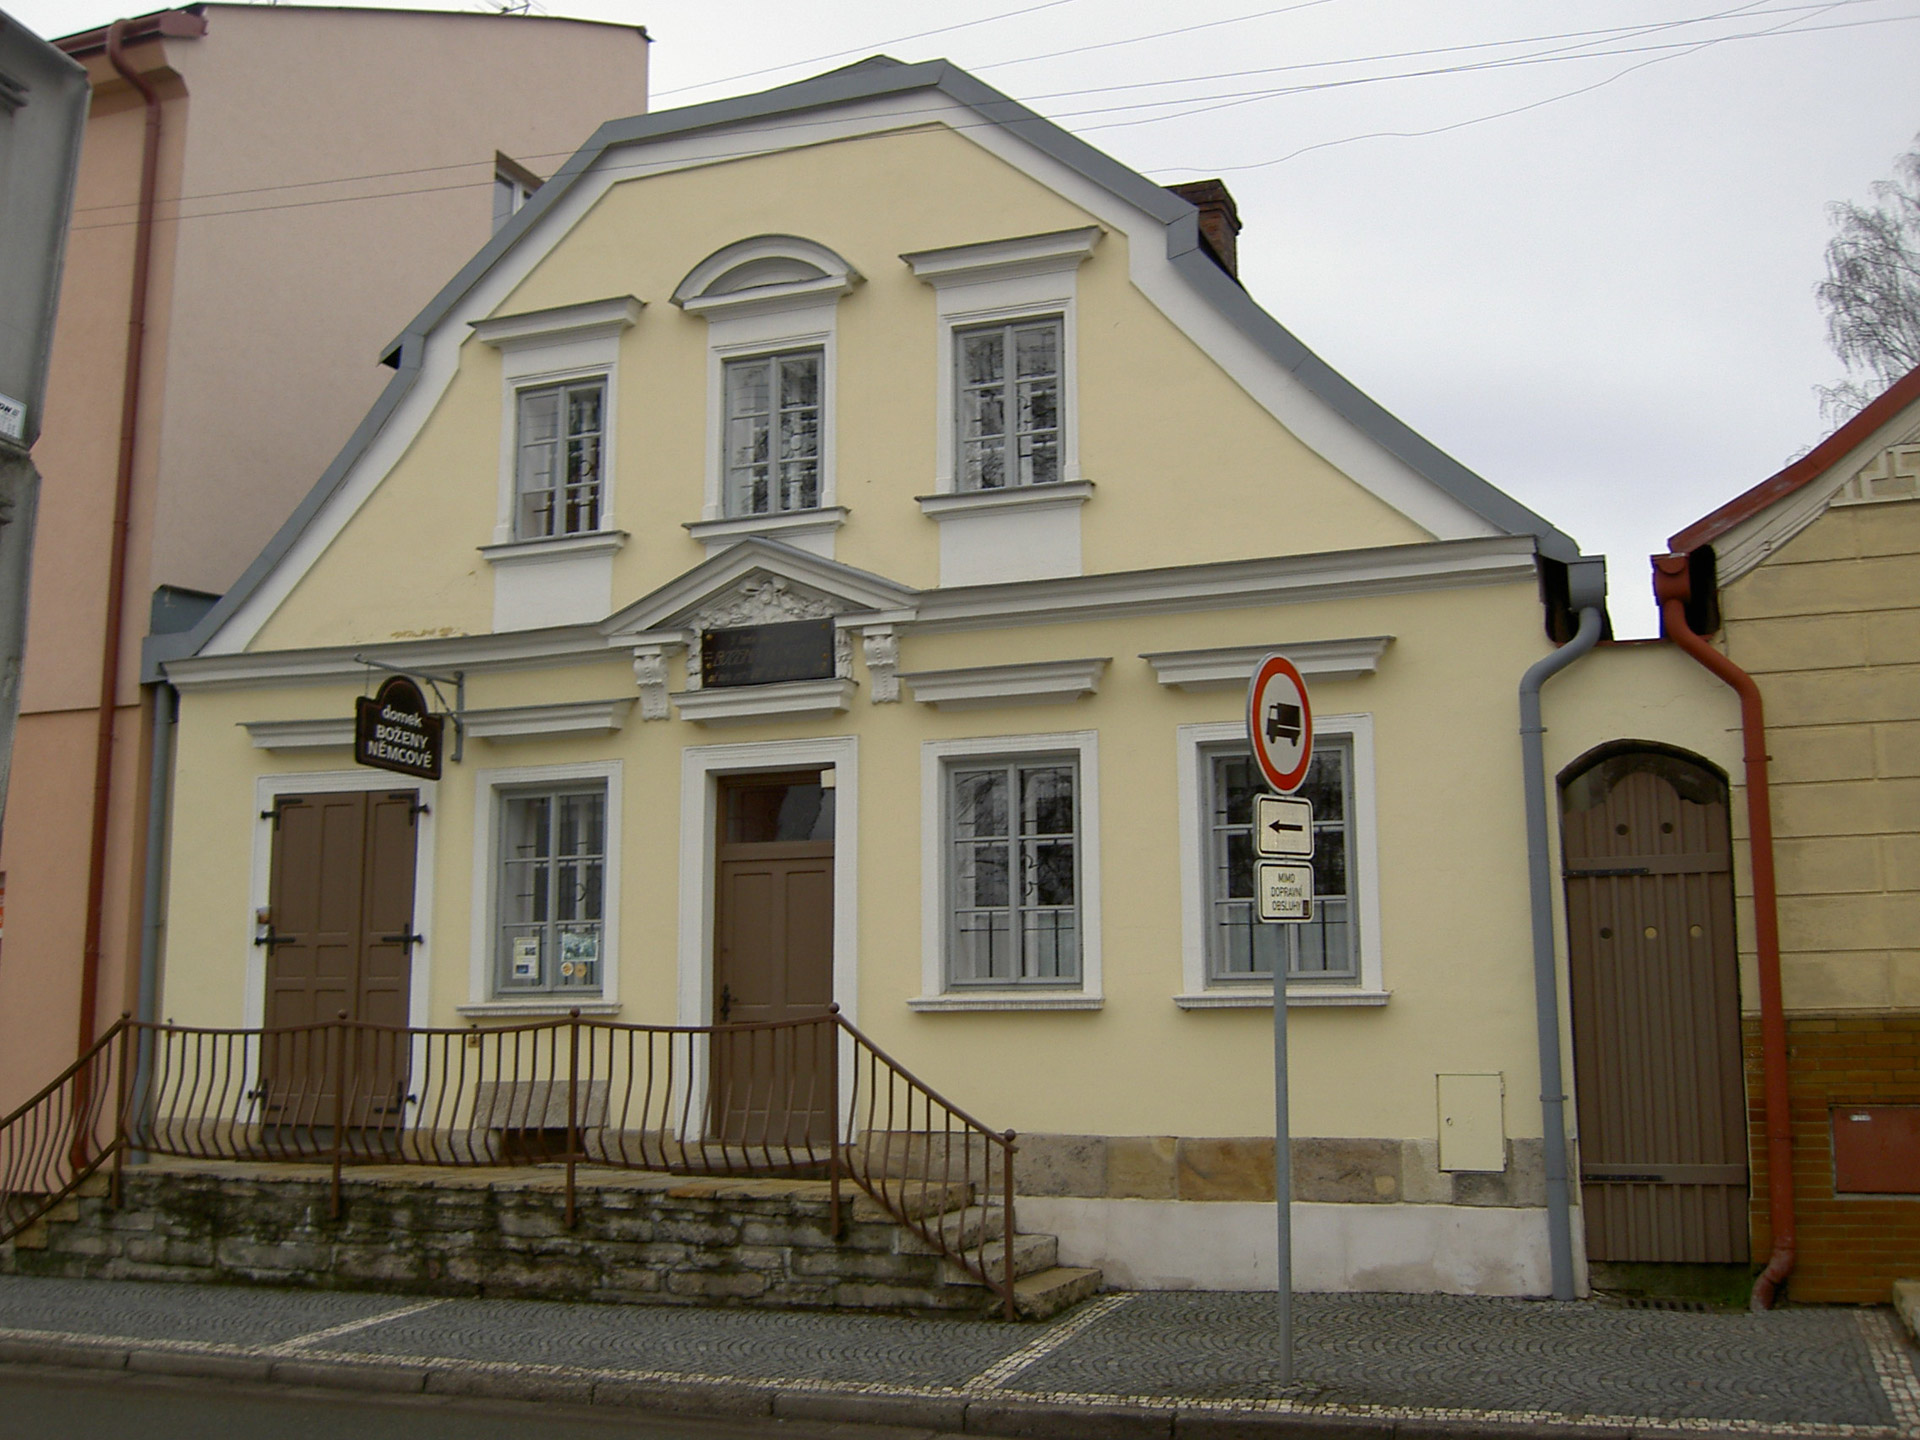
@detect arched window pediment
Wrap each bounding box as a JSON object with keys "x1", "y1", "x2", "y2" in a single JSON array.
[{"x1": 672, "y1": 235, "x2": 861, "y2": 314}]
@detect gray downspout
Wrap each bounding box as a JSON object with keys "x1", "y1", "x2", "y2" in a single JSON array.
[
  {"x1": 1520, "y1": 557, "x2": 1607, "y2": 1301},
  {"x1": 132, "y1": 679, "x2": 177, "y2": 1157}
]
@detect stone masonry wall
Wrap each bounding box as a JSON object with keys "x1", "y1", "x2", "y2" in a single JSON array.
[
  {"x1": 1747, "y1": 1016, "x2": 1920, "y2": 1303},
  {"x1": 0, "y1": 1164, "x2": 993, "y2": 1316}
]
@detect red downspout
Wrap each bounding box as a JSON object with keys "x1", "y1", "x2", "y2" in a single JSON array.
[
  {"x1": 1651, "y1": 553, "x2": 1794, "y2": 1310},
  {"x1": 78, "y1": 20, "x2": 163, "y2": 1061}
]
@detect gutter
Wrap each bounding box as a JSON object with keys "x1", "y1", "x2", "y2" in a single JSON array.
[
  {"x1": 1651, "y1": 552, "x2": 1793, "y2": 1310},
  {"x1": 1518, "y1": 555, "x2": 1607, "y2": 1301},
  {"x1": 78, "y1": 18, "x2": 164, "y2": 1062}
]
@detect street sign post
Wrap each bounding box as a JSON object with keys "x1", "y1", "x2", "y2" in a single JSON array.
[{"x1": 1245, "y1": 652, "x2": 1314, "y2": 1389}]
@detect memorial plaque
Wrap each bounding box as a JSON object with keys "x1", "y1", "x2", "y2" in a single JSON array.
[
  {"x1": 701, "y1": 619, "x2": 834, "y2": 688},
  {"x1": 354, "y1": 675, "x2": 444, "y2": 780}
]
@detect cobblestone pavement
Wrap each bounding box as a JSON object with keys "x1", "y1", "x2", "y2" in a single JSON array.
[{"x1": 0, "y1": 1274, "x2": 1914, "y2": 1438}]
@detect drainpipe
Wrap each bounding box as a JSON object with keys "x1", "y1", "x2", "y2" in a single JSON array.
[
  {"x1": 78, "y1": 19, "x2": 163, "y2": 1061},
  {"x1": 1651, "y1": 553, "x2": 1793, "y2": 1311},
  {"x1": 130, "y1": 680, "x2": 177, "y2": 1153},
  {"x1": 1520, "y1": 556, "x2": 1607, "y2": 1302}
]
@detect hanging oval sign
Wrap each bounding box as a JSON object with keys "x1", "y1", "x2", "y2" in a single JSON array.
[
  {"x1": 354, "y1": 675, "x2": 443, "y2": 780},
  {"x1": 1247, "y1": 652, "x2": 1313, "y2": 795}
]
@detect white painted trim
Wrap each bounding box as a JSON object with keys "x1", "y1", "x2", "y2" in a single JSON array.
[
  {"x1": 676, "y1": 734, "x2": 861, "y2": 1032},
  {"x1": 467, "y1": 757, "x2": 623, "y2": 1009},
  {"x1": 470, "y1": 295, "x2": 643, "y2": 350},
  {"x1": 246, "y1": 770, "x2": 438, "y2": 1032},
  {"x1": 684, "y1": 506, "x2": 848, "y2": 557},
  {"x1": 910, "y1": 230, "x2": 1093, "y2": 496},
  {"x1": 464, "y1": 699, "x2": 634, "y2": 743},
  {"x1": 669, "y1": 677, "x2": 855, "y2": 725},
  {"x1": 478, "y1": 531, "x2": 628, "y2": 566},
  {"x1": 242, "y1": 718, "x2": 353, "y2": 750},
  {"x1": 672, "y1": 234, "x2": 861, "y2": 310},
  {"x1": 901, "y1": 657, "x2": 1108, "y2": 710},
  {"x1": 916, "y1": 480, "x2": 1093, "y2": 519},
  {"x1": 1175, "y1": 713, "x2": 1383, "y2": 1003},
  {"x1": 456, "y1": 1000, "x2": 622, "y2": 1018},
  {"x1": 605, "y1": 536, "x2": 916, "y2": 638},
  {"x1": 1142, "y1": 636, "x2": 1394, "y2": 691},
  {"x1": 201, "y1": 91, "x2": 1510, "y2": 659},
  {"x1": 918, "y1": 729, "x2": 1101, "y2": 1006}
]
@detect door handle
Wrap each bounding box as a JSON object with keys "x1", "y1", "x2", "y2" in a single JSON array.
[
  {"x1": 718, "y1": 983, "x2": 733, "y2": 1023},
  {"x1": 380, "y1": 930, "x2": 425, "y2": 949},
  {"x1": 253, "y1": 932, "x2": 294, "y2": 948}
]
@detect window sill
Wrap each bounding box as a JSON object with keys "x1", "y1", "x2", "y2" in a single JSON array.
[
  {"x1": 916, "y1": 480, "x2": 1092, "y2": 520},
  {"x1": 908, "y1": 992, "x2": 1104, "y2": 1012},
  {"x1": 1173, "y1": 988, "x2": 1390, "y2": 1009},
  {"x1": 900, "y1": 657, "x2": 1108, "y2": 711},
  {"x1": 479, "y1": 530, "x2": 628, "y2": 566},
  {"x1": 457, "y1": 1000, "x2": 622, "y2": 1018},
  {"x1": 670, "y1": 677, "x2": 855, "y2": 726},
  {"x1": 684, "y1": 508, "x2": 848, "y2": 548}
]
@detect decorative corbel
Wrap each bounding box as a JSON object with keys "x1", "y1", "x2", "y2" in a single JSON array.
[
  {"x1": 631, "y1": 642, "x2": 681, "y2": 720},
  {"x1": 861, "y1": 626, "x2": 899, "y2": 703}
]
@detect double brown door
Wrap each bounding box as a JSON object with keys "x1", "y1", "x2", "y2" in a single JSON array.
[
  {"x1": 261, "y1": 789, "x2": 421, "y2": 1128},
  {"x1": 712, "y1": 774, "x2": 835, "y2": 1147},
  {"x1": 1561, "y1": 750, "x2": 1748, "y2": 1263}
]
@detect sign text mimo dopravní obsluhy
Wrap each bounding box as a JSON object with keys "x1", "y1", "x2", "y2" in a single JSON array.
[{"x1": 354, "y1": 675, "x2": 443, "y2": 780}]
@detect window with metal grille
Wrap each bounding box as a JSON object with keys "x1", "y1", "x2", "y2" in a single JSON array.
[
  {"x1": 947, "y1": 758, "x2": 1079, "y2": 985},
  {"x1": 514, "y1": 380, "x2": 604, "y2": 539},
  {"x1": 724, "y1": 350, "x2": 822, "y2": 516},
  {"x1": 1205, "y1": 738, "x2": 1356, "y2": 983},
  {"x1": 955, "y1": 317, "x2": 1062, "y2": 491},
  {"x1": 497, "y1": 785, "x2": 606, "y2": 994}
]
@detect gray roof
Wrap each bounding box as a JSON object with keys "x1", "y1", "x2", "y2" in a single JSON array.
[{"x1": 145, "y1": 55, "x2": 1581, "y2": 678}]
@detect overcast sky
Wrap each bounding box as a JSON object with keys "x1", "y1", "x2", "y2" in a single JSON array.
[{"x1": 14, "y1": 0, "x2": 1917, "y2": 634}]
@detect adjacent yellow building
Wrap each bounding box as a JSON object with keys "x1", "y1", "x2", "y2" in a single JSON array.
[{"x1": 150, "y1": 58, "x2": 1623, "y2": 1294}]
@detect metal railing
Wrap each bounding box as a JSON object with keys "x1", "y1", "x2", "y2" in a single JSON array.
[{"x1": 1, "y1": 1008, "x2": 1019, "y2": 1318}]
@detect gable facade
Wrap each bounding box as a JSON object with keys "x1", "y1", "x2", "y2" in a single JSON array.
[{"x1": 152, "y1": 59, "x2": 1605, "y2": 1296}]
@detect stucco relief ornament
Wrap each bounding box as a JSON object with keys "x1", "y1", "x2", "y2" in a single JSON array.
[
  {"x1": 834, "y1": 626, "x2": 853, "y2": 680},
  {"x1": 862, "y1": 627, "x2": 899, "y2": 703},
  {"x1": 631, "y1": 645, "x2": 674, "y2": 720},
  {"x1": 691, "y1": 574, "x2": 838, "y2": 629}
]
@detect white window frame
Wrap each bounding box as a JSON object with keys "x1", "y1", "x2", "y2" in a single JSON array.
[
  {"x1": 474, "y1": 296, "x2": 641, "y2": 549},
  {"x1": 952, "y1": 315, "x2": 1066, "y2": 493},
  {"x1": 915, "y1": 729, "x2": 1102, "y2": 1011},
  {"x1": 510, "y1": 376, "x2": 608, "y2": 542},
  {"x1": 245, "y1": 769, "x2": 438, "y2": 1033},
  {"x1": 1174, "y1": 715, "x2": 1386, "y2": 1008},
  {"x1": 903, "y1": 227, "x2": 1098, "y2": 497},
  {"x1": 464, "y1": 758, "x2": 623, "y2": 1017},
  {"x1": 719, "y1": 345, "x2": 827, "y2": 519},
  {"x1": 701, "y1": 311, "x2": 839, "y2": 526}
]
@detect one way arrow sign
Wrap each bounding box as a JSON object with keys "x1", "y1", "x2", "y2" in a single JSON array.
[{"x1": 1254, "y1": 794, "x2": 1314, "y2": 859}]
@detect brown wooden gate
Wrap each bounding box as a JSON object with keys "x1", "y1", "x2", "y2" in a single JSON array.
[
  {"x1": 713, "y1": 774, "x2": 835, "y2": 1147},
  {"x1": 261, "y1": 789, "x2": 421, "y2": 1129},
  {"x1": 1561, "y1": 747, "x2": 1747, "y2": 1263}
]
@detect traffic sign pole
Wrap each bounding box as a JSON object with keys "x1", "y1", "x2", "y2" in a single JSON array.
[{"x1": 1247, "y1": 653, "x2": 1313, "y2": 1392}]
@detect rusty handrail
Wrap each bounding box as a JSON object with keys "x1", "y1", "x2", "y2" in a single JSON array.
[{"x1": 5, "y1": 1010, "x2": 1020, "y2": 1316}]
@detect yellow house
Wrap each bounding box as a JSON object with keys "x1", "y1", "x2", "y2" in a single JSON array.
[{"x1": 147, "y1": 57, "x2": 1620, "y2": 1296}]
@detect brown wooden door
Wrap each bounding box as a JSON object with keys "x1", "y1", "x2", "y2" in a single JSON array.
[
  {"x1": 1561, "y1": 749, "x2": 1748, "y2": 1263},
  {"x1": 262, "y1": 789, "x2": 421, "y2": 1129},
  {"x1": 712, "y1": 775, "x2": 835, "y2": 1148}
]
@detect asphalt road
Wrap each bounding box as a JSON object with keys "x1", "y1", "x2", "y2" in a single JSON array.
[{"x1": 0, "y1": 1365, "x2": 948, "y2": 1440}]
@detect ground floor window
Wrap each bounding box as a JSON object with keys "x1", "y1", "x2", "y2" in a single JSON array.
[
  {"x1": 496, "y1": 782, "x2": 607, "y2": 995},
  {"x1": 948, "y1": 756, "x2": 1080, "y2": 985}
]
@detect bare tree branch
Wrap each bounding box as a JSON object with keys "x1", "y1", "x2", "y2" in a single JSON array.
[{"x1": 1816, "y1": 136, "x2": 1920, "y2": 423}]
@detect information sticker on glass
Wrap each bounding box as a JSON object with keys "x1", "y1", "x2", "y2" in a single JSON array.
[
  {"x1": 560, "y1": 929, "x2": 599, "y2": 984},
  {"x1": 511, "y1": 935, "x2": 541, "y2": 981}
]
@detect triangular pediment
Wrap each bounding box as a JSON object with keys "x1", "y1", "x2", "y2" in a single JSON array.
[{"x1": 601, "y1": 538, "x2": 918, "y2": 639}]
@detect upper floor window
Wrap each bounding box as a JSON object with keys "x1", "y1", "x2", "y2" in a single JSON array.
[
  {"x1": 957, "y1": 318, "x2": 1062, "y2": 491},
  {"x1": 492, "y1": 152, "x2": 542, "y2": 234},
  {"x1": 515, "y1": 379, "x2": 605, "y2": 540},
  {"x1": 724, "y1": 350, "x2": 822, "y2": 516}
]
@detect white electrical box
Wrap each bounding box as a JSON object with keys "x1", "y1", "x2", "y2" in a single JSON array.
[{"x1": 1437, "y1": 1073, "x2": 1507, "y2": 1172}]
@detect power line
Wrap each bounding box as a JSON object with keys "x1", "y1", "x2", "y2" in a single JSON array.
[
  {"x1": 63, "y1": 7, "x2": 1916, "y2": 232},
  {"x1": 67, "y1": 0, "x2": 1878, "y2": 217}
]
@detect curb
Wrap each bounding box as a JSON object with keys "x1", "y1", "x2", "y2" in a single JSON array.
[{"x1": 0, "y1": 1336, "x2": 1894, "y2": 1440}]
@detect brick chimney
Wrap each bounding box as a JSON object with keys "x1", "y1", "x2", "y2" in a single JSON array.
[{"x1": 1165, "y1": 179, "x2": 1242, "y2": 280}]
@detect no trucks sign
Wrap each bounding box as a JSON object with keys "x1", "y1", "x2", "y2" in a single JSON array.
[{"x1": 1246, "y1": 652, "x2": 1313, "y2": 795}]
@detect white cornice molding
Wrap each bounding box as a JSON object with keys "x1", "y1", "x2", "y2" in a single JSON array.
[
  {"x1": 902, "y1": 226, "x2": 1102, "y2": 286},
  {"x1": 669, "y1": 677, "x2": 855, "y2": 725},
  {"x1": 916, "y1": 481, "x2": 1092, "y2": 519},
  {"x1": 604, "y1": 538, "x2": 917, "y2": 637},
  {"x1": 911, "y1": 536, "x2": 1535, "y2": 634},
  {"x1": 478, "y1": 530, "x2": 629, "y2": 567},
  {"x1": 1141, "y1": 636, "x2": 1394, "y2": 691},
  {"x1": 683, "y1": 507, "x2": 849, "y2": 548},
  {"x1": 242, "y1": 717, "x2": 353, "y2": 750},
  {"x1": 169, "y1": 628, "x2": 612, "y2": 691},
  {"x1": 470, "y1": 295, "x2": 644, "y2": 350},
  {"x1": 901, "y1": 657, "x2": 1108, "y2": 710},
  {"x1": 465, "y1": 699, "x2": 634, "y2": 743},
  {"x1": 673, "y1": 234, "x2": 861, "y2": 311}
]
